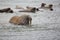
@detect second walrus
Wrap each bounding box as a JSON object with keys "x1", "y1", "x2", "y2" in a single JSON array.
[{"x1": 0, "y1": 8, "x2": 13, "y2": 13}]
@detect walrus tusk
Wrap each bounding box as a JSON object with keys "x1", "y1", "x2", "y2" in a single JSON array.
[
  {"x1": 29, "y1": 17, "x2": 32, "y2": 25},
  {"x1": 29, "y1": 20, "x2": 31, "y2": 25}
]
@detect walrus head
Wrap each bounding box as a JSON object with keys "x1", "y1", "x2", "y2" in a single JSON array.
[
  {"x1": 31, "y1": 8, "x2": 36, "y2": 13},
  {"x1": 7, "y1": 10, "x2": 13, "y2": 13},
  {"x1": 49, "y1": 4, "x2": 53, "y2": 11},
  {"x1": 26, "y1": 15, "x2": 32, "y2": 25},
  {"x1": 19, "y1": 15, "x2": 32, "y2": 25},
  {"x1": 49, "y1": 4, "x2": 53, "y2": 8},
  {"x1": 41, "y1": 3, "x2": 46, "y2": 8},
  {"x1": 4, "y1": 8, "x2": 14, "y2": 13}
]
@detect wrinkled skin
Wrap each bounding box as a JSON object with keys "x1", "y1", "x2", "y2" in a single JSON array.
[{"x1": 9, "y1": 15, "x2": 32, "y2": 25}]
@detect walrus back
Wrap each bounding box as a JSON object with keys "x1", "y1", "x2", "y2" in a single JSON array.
[
  {"x1": 9, "y1": 16, "x2": 19, "y2": 24},
  {"x1": 9, "y1": 15, "x2": 32, "y2": 25}
]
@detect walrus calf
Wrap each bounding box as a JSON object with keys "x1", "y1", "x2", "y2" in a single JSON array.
[
  {"x1": 9, "y1": 15, "x2": 32, "y2": 25},
  {"x1": 40, "y1": 3, "x2": 53, "y2": 11},
  {"x1": 0, "y1": 8, "x2": 13, "y2": 13}
]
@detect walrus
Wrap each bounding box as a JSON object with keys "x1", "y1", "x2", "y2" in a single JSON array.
[
  {"x1": 15, "y1": 5, "x2": 24, "y2": 9},
  {"x1": 40, "y1": 3, "x2": 46, "y2": 8},
  {"x1": 19, "y1": 8, "x2": 39, "y2": 13},
  {"x1": 9, "y1": 15, "x2": 32, "y2": 25},
  {"x1": 40, "y1": 3, "x2": 53, "y2": 11},
  {"x1": 48, "y1": 4, "x2": 53, "y2": 11},
  {"x1": 26, "y1": 6, "x2": 39, "y2": 11},
  {"x1": 19, "y1": 8, "x2": 36, "y2": 13},
  {"x1": 0, "y1": 8, "x2": 13, "y2": 13},
  {"x1": 19, "y1": 7, "x2": 39, "y2": 13}
]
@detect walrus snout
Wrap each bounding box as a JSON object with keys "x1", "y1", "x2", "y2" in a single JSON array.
[{"x1": 9, "y1": 15, "x2": 32, "y2": 25}]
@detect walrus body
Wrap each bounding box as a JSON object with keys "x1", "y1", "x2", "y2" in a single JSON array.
[
  {"x1": 19, "y1": 8, "x2": 36, "y2": 13},
  {"x1": 19, "y1": 6, "x2": 39, "y2": 13},
  {"x1": 40, "y1": 3, "x2": 53, "y2": 11},
  {"x1": 0, "y1": 8, "x2": 13, "y2": 13},
  {"x1": 9, "y1": 15, "x2": 32, "y2": 25}
]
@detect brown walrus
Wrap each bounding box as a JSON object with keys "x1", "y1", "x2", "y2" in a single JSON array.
[
  {"x1": 40, "y1": 3, "x2": 53, "y2": 11},
  {"x1": 9, "y1": 15, "x2": 32, "y2": 25},
  {"x1": 0, "y1": 8, "x2": 13, "y2": 13}
]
